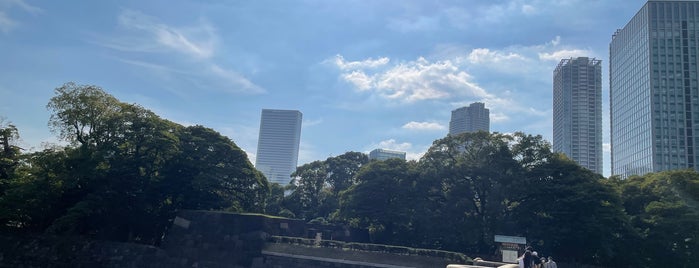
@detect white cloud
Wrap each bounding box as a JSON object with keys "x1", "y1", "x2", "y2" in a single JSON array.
[
  {"x1": 490, "y1": 112, "x2": 509, "y2": 123},
  {"x1": 368, "y1": 139, "x2": 425, "y2": 161},
  {"x1": 218, "y1": 124, "x2": 260, "y2": 164},
  {"x1": 333, "y1": 55, "x2": 389, "y2": 70},
  {"x1": 0, "y1": 0, "x2": 41, "y2": 14},
  {"x1": 0, "y1": 0, "x2": 41, "y2": 33},
  {"x1": 538, "y1": 49, "x2": 593, "y2": 61},
  {"x1": 376, "y1": 139, "x2": 412, "y2": 152},
  {"x1": 467, "y1": 48, "x2": 524, "y2": 64},
  {"x1": 98, "y1": 10, "x2": 265, "y2": 96},
  {"x1": 303, "y1": 118, "x2": 323, "y2": 127},
  {"x1": 0, "y1": 11, "x2": 16, "y2": 33},
  {"x1": 209, "y1": 64, "x2": 265, "y2": 94},
  {"x1": 402, "y1": 121, "x2": 446, "y2": 131},
  {"x1": 116, "y1": 9, "x2": 217, "y2": 59},
  {"x1": 334, "y1": 56, "x2": 492, "y2": 103},
  {"x1": 342, "y1": 71, "x2": 373, "y2": 91},
  {"x1": 115, "y1": 58, "x2": 265, "y2": 95},
  {"x1": 603, "y1": 143, "x2": 611, "y2": 153},
  {"x1": 521, "y1": 4, "x2": 537, "y2": 15},
  {"x1": 243, "y1": 150, "x2": 256, "y2": 166}
]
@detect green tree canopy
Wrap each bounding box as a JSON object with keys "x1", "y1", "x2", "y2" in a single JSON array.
[
  {"x1": 0, "y1": 83, "x2": 268, "y2": 244},
  {"x1": 618, "y1": 170, "x2": 699, "y2": 267}
]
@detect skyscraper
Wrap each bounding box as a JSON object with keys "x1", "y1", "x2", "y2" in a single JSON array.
[
  {"x1": 449, "y1": 102, "x2": 490, "y2": 135},
  {"x1": 610, "y1": 0, "x2": 699, "y2": 177},
  {"x1": 255, "y1": 109, "x2": 302, "y2": 185},
  {"x1": 553, "y1": 57, "x2": 603, "y2": 174}
]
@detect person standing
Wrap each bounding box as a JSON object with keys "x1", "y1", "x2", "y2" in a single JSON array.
[
  {"x1": 532, "y1": 252, "x2": 542, "y2": 268},
  {"x1": 546, "y1": 257, "x2": 557, "y2": 268},
  {"x1": 518, "y1": 250, "x2": 533, "y2": 268}
]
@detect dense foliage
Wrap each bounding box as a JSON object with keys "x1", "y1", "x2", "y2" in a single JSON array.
[
  {"x1": 0, "y1": 83, "x2": 268, "y2": 244},
  {"x1": 2, "y1": 83, "x2": 697, "y2": 267},
  {"x1": 273, "y1": 132, "x2": 698, "y2": 268}
]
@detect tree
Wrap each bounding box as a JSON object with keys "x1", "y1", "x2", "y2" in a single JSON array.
[
  {"x1": 0, "y1": 120, "x2": 21, "y2": 183},
  {"x1": 419, "y1": 131, "x2": 521, "y2": 253},
  {"x1": 1, "y1": 83, "x2": 268, "y2": 244},
  {"x1": 509, "y1": 154, "x2": 638, "y2": 266},
  {"x1": 618, "y1": 170, "x2": 699, "y2": 267},
  {"x1": 338, "y1": 158, "x2": 420, "y2": 244},
  {"x1": 288, "y1": 160, "x2": 327, "y2": 220},
  {"x1": 46, "y1": 82, "x2": 121, "y2": 147},
  {"x1": 326, "y1": 151, "x2": 369, "y2": 194},
  {"x1": 285, "y1": 152, "x2": 368, "y2": 220}
]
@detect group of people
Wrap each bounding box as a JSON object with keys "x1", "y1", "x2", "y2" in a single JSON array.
[{"x1": 517, "y1": 246, "x2": 557, "y2": 268}]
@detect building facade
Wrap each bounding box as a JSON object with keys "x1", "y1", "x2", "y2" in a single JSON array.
[
  {"x1": 449, "y1": 102, "x2": 490, "y2": 135},
  {"x1": 255, "y1": 109, "x2": 302, "y2": 185},
  {"x1": 368, "y1": 148, "x2": 407, "y2": 161},
  {"x1": 553, "y1": 57, "x2": 603, "y2": 174},
  {"x1": 610, "y1": 0, "x2": 699, "y2": 177}
]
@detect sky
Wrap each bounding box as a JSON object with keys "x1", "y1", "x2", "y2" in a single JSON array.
[{"x1": 0, "y1": 0, "x2": 650, "y2": 177}]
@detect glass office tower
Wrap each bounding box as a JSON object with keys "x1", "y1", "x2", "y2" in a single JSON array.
[
  {"x1": 610, "y1": 0, "x2": 699, "y2": 177},
  {"x1": 449, "y1": 102, "x2": 490, "y2": 135},
  {"x1": 553, "y1": 57, "x2": 603, "y2": 174},
  {"x1": 255, "y1": 109, "x2": 302, "y2": 185}
]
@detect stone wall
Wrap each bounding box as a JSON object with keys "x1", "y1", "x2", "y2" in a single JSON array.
[
  {"x1": 0, "y1": 211, "x2": 470, "y2": 268},
  {"x1": 0, "y1": 234, "x2": 181, "y2": 268}
]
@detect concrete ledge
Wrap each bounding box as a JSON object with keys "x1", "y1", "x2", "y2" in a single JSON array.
[{"x1": 262, "y1": 250, "x2": 416, "y2": 268}]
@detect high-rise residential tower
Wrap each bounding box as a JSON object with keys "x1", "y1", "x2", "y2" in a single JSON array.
[
  {"x1": 255, "y1": 109, "x2": 302, "y2": 185},
  {"x1": 449, "y1": 102, "x2": 490, "y2": 135},
  {"x1": 610, "y1": 0, "x2": 699, "y2": 177},
  {"x1": 553, "y1": 57, "x2": 603, "y2": 174}
]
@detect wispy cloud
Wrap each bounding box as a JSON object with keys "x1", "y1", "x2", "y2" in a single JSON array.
[
  {"x1": 538, "y1": 49, "x2": 593, "y2": 61},
  {"x1": 467, "y1": 48, "x2": 525, "y2": 64},
  {"x1": 208, "y1": 64, "x2": 265, "y2": 94},
  {"x1": 303, "y1": 118, "x2": 323, "y2": 127},
  {"x1": 95, "y1": 9, "x2": 265, "y2": 95},
  {"x1": 402, "y1": 121, "x2": 446, "y2": 131},
  {"x1": 115, "y1": 9, "x2": 216, "y2": 59},
  {"x1": 115, "y1": 58, "x2": 265, "y2": 95},
  {"x1": 333, "y1": 54, "x2": 389, "y2": 70},
  {"x1": 0, "y1": 0, "x2": 41, "y2": 33},
  {"x1": 0, "y1": 0, "x2": 41, "y2": 14},
  {"x1": 0, "y1": 12, "x2": 16, "y2": 33}
]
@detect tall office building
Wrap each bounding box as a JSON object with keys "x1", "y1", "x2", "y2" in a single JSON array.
[
  {"x1": 255, "y1": 109, "x2": 302, "y2": 185},
  {"x1": 610, "y1": 0, "x2": 699, "y2": 177},
  {"x1": 449, "y1": 102, "x2": 490, "y2": 135},
  {"x1": 369, "y1": 148, "x2": 407, "y2": 161},
  {"x1": 553, "y1": 57, "x2": 603, "y2": 174}
]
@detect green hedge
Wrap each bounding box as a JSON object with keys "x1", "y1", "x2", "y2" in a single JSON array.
[{"x1": 269, "y1": 236, "x2": 470, "y2": 263}]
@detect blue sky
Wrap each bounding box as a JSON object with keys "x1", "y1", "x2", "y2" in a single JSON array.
[{"x1": 1, "y1": 0, "x2": 648, "y2": 177}]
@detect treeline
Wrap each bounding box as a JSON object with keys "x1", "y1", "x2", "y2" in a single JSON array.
[
  {"x1": 0, "y1": 83, "x2": 269, "y2": 244},
  {"x1": 1, "y1": 83, "x2": 698, "y2": 267},
  {"x1": 268, "y1": 127, "x2": 698, "y2": 267}
]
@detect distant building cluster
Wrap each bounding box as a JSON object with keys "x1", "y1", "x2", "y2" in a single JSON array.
[
  {"x1": 253, "y1": 1, "x2": 699, "y2": 183},
  {"x1": 551, "y1": 0, "x2": 699, "y2": 178},
  {"x1": 369, "y1": 148, "x2": 407, "y2": 161}
]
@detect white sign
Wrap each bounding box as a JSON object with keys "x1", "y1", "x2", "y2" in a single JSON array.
[
  {"x1": 502, "y1": 249, "x2": 519, "y2": 263},
  {"x1": 494, "y1": 235, "x2": 526, "y2": 244}
]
